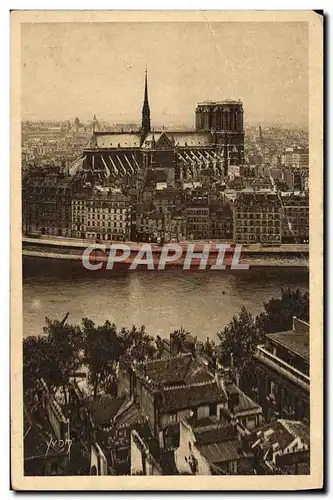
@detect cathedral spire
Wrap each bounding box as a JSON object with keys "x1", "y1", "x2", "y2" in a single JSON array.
[{"x1": 141, "y1": 67, "x2": 151, "y2": 142}]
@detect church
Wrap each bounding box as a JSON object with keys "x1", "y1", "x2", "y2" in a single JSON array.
[{"x1": 72, "y1": 70, "x2": 245, "y2": 186}]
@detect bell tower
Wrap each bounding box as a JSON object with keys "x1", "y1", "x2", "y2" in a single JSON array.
[{"x1": 141, "y1": 68, "x2": 151, "y2": 144}]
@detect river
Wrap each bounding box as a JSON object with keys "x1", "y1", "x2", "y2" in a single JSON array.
[{"x1": 23, "y1": 257, "x2": 309, "y2": 341}]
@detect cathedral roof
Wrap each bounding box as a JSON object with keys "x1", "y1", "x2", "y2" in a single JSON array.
[
  {"x1": 94, "y1": 132, "x2": 142, "y2": 149},
  {"x1": 143, "y1": 131, "x2": 213, "y2": 148},
  {"x1": 171, "y1": 131, "x2": 213, "y2": 147}
]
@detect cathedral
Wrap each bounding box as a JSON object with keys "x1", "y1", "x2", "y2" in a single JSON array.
[{"x1": 71, "y1": 70, "x2": 245, "y2": 185}]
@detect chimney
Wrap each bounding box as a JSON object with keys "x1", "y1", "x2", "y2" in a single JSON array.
[
  {"x1": 234, "y1": 369, "x2": 240, "y2": 388},
  {"x1": 215, "y1": 368, "x2": 227, "y2": 399},
  {"x1": 229, "y1": 391, "x2": 240, "y2": 412},
  {"x1": 293, "y1": 316, "x2": 309, "y2": 334},
  {"x1": 159, "y1": 430, "x2": 164, "y2": 451}
]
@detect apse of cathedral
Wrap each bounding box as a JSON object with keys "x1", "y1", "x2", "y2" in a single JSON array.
[{"x1": 75, "y1": 70, "x2": 244, "y2": 186}]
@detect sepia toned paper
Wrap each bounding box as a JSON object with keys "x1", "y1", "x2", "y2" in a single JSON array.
[{"x1": 11, "y1": 10, "x2": 323, "y2": 490}]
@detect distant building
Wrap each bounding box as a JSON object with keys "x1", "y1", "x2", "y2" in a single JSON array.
[
  {"x1": 282, "y1": 147, "x2": 309, "y2": 170},
  {"x1": 281, "y1": 192, "x2": 309, "y2": 243},
  {"x1": 78, "y1": 74, "x2": 244, "y2": 188},
  {"x1": 210, "y1": 203, "x2": 233, "y2": 240},
  {"x1": 71, "y1": 188, "x2": 131, "y2": 240},
  {"x1": 164, "y1": 212, "x2": 187, "y2": 242},
  {"x1": 292, "y1": 148, "x2": 309, "y2": 169},
  {"x1": 195, "y1": 100, "x2": 244, "y2": 166},
  {"x1": 283, "y1": 147, "x2": 294, "y2": 168},
  {"x1": 22, "y1": 166, "x2": 72, "y2": 237},
  {"x1": 153, "y1": 186, "x2": 182, "y2": 215},
  {"x1": 233, "y1": 189, "x2": 283, "y2": 244},
  {"x1": 186, "y1": 202, "x2": 211, "y2": 240}
]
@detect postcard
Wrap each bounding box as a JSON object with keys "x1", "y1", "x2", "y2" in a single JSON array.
[{"x1": 11, "y1": 10, "x2": 323, "y2": 490}]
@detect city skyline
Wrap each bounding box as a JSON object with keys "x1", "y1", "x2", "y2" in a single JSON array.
[{"x1": 21, "y1": 22, "x2": 309, "y2": 127}]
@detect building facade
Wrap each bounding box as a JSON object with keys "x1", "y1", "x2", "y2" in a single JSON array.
[
  {"x1": 186, "y1": 203, "x2": 211, "y2": 240},
  {"x1": 253, "y1": 317, "x2": 309, "y2": 423},
  {"x1": 281, "y1": 192, "x2": 309, "y2": 243},
  {"x1": 71, "y1": 188, "x2": 131, "y2": 240},
  {"x1": 22, "y1": 166, "x2": 72, "y2": 237},
  {"x1": 77, "y1": 74, "x2": 245, "y2": 188},
  {"x1": 233, "y1": 189, "x2": 283, "y2": 244},
  {"x1": 195, "y1": 100, "x2": 244, "y2": 168}
]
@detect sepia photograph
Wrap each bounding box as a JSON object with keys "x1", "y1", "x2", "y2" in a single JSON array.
[{"x1": 10, "y1": 10, "x2": 323, "y2": 490}]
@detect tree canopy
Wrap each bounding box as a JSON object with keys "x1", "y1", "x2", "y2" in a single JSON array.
[
  {"x1": 82, "y1": 318, "x2": 121, "y2": 398},
  {"x1": 24, "y1": 316, "x2": 161, "y2": 401},
  {"x1": 23, "y1": 288, "x2": 309, "y2": 401},
  {"x1": 217, "y1": 306, "x2": 261, "y2": 372},
  {"x1": 256, "y1": 287, "x2": 309, "y2": 334},
  {"x1": 216, "y1": 287, "x2": 309, "y2": 377}
]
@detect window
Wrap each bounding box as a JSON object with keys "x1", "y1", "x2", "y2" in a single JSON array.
[
  {"x1": 209, "y1": 403, "x2": 217, "y2": 416},
  {"x1": 169, "y1": 413, "x2": 177, "y2": 423},
  {"x1": 190, "y1": 408, "x2": 198, "y2": 419},
  {"x1": 246, "y1": 416, "x2": 256, "y2": 430},
  {"x1": 229, "y1": 461, "x2": 238, "y2": 474}
]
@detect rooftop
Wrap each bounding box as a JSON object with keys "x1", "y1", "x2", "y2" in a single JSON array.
[
  {"x1": 226, "y1": 382, "x2": 262, "y2": 415},
  {"x1": 192, "y1": 421, "x2": 235, "y2": 445},
  {"x1": 252, "y1": 419, "x2": 310, "y2": 454},
  {"x1": 266, "y1": 331, "x2": 309, "y2": 360},
  {"x1": 134, "y1": 353, "x2": 214, "y2": 388},
  {"x1": 131, "y1": 421, "x2": 161, "y2": 464},
  {"x1": 161, "y1": 380, "x2": 227, "y2": 414},
  {"x1": 144, "y1": 131, "x2": 214, "y2": 148},
  {"x1": 197, "y1": 440, "x2": 243, "y2": 465},
  {"x1": 197, "y1": 99, "x2": 242, "y2": 106},
  {"x1": 93, "y1": 132, "x2": 142, "y2": 149},
  {"x1": 89, "y1": 396, "x2": 125, "y2": 426}
]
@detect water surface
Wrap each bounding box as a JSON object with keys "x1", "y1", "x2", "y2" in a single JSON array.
[{"x1": 23, "y1": 257, "x2": 309, "y2": 341}]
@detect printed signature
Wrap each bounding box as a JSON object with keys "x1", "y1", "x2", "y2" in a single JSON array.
[{"x1": 45, "y1": 437, "x2": 72, "y2": 456}]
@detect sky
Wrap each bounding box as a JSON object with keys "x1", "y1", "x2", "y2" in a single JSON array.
[{"x1": 21, "y1": 22, "x2": 309, "y2": 127}]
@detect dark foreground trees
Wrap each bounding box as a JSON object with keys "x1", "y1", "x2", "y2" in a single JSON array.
[
  {"x1": 82, "y1": 319, "x2": 121, "y2": 398},
  {"x1": 23, "y1": 316, "x2": 161, "y2": 401},
  {"x1": 217, "y1": 306, "x2": 262, "y2": 372},
  {"x1": 23, "y1": 287, "x2": 309, "y2": 401},
  {"x1": 24, "y1": 316, "x2": 82, "y2": 400},
  {"x1": 217, "y1": 288, "x2": 309, "y2": 378},
  {"x1": 256, "y1": 287, "x2": 309, "y2": 334}
]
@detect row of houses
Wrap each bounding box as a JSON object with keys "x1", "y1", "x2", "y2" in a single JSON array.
[{"x1": 22, "y1": 170, "x2": 309, "y2": 244}]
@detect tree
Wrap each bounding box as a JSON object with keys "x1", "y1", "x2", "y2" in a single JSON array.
[
  {"x1": 118, "y1": 325, "x2": 157, "y2": 362},
  {"x1": 155, "y1": 335, "x2": 165, "y2": 359},
  {"x1": 217, "y1": 307, "x2": 262, "y2": 372},
  {"x1": 23, "y1": 335, "x2": 55, "y2": 395},
  {"x1": 43, "y1": 316, "x2": 83, "y2": 402},
  {"x1": 171, "y1": 326, "x2": 191, "y2": 354},
  {"x1": 202, "y1": 336, "x2": 215, "y2": 359},
  {"x1": 256, "y1": 288, "x2": 309, "y2": 335},
  {"x1": 82, "y1": 319, "x2": 121, "y2": 399}
]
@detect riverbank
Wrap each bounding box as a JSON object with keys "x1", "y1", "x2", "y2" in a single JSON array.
[
  {"x1": 23, "y1": 235, "x2": 309, "y2": 255},
  {"x1": 22, "y1": 249, "x2": 308, "y2": 267}
]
